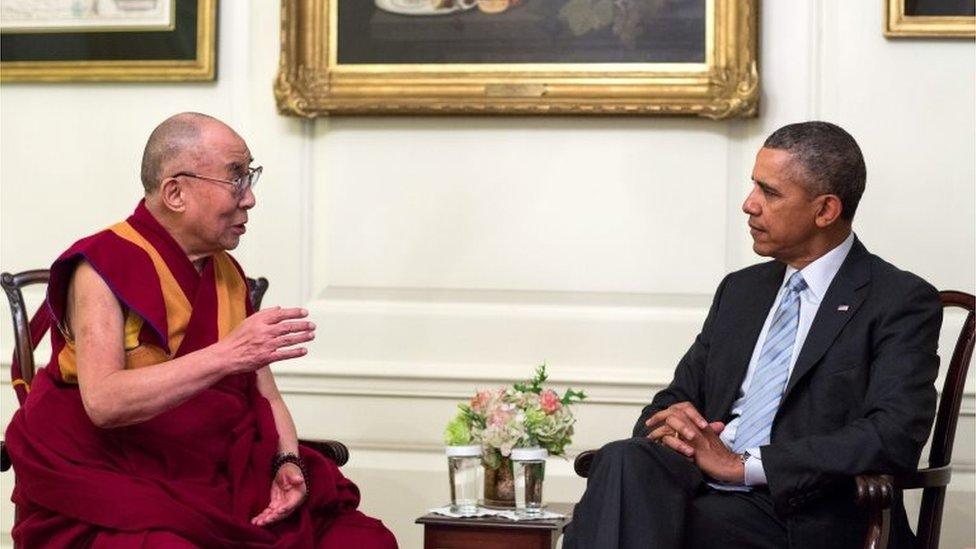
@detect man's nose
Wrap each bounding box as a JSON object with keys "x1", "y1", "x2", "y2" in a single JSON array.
[
  {"x1": 239, "y1": 186, "x2": 256, "y2": 209},
  {"x1": 742, "y1": 187, "x2": 760, "y2": 216}
]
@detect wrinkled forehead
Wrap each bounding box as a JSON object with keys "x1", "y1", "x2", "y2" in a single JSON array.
[{"x1": 184, "y1": 122, "x2": 252, "y2": 172}]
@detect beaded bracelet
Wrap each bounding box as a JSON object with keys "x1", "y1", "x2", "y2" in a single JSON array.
[{"x1": 272, "y1": 452, "x2": 310, "y2": 490}]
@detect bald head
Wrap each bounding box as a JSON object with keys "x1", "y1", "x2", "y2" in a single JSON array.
[{"x1": 140, "y1": 112, "x2": 232, "y2": 193}]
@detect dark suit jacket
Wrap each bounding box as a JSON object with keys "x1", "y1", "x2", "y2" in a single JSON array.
[{"x1": 633, "y1": 238, "x2": 942, "y2": 549}]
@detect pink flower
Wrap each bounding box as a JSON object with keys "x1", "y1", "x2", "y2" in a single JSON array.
[
  {"x1": 489, "y1": 408, "x2": 512, "y2": 427},
  {"x1": 540, "y1": 390, "x2": 562, "y2": 414},
  {"x1": 470, "y1": 390, "x2": 492, "y2": 412}
]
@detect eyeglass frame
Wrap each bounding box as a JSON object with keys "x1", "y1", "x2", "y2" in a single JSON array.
[{"x1": 171, "y1": 165, "x2": 262, "y2": 198}]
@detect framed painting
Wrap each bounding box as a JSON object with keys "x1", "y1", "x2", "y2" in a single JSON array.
[
  {"x1": 275, "y1": 0, "x2": 758, "y2": 118},
  {"x1": 885, "y1": 0, "x2": 975, "y2": 37},
  {"x1": 1, "y1": 0, "x2": 217, "y2": 82}
]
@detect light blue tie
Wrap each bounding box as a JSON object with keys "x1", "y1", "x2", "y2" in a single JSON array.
[{"x1": 733, "y1": 271, "x2": 807, "y2": 452}]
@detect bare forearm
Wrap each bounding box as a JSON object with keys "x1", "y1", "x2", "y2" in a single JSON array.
[
  {"x1": 254, "y1": 366, "x2": 299, "y2": 454},
  {"x1": 68, "y1": 260, "x2": 315, "y2": 429},
  {"x1": 80, "y1": 345, "x2": 230, "y2": 428},
  {"x1": 268, "y1": 396, "x2": 300, "y2": 455}
]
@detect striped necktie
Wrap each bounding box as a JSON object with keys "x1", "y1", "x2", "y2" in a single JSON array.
[{"x1": 733, "y1": 271, "x2": 808, "y2": 452}]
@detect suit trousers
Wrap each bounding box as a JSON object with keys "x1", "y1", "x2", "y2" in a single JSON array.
[{"x1": 563, "y1": 437, "x2": 788, "y2": 549}]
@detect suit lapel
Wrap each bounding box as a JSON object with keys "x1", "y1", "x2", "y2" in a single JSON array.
[
  {"x1": 782, "y1": 239, "x2": 871, "y2": 400},
  {"x1": 711, "y1": 261, "x2": 785, "y2": 420}
]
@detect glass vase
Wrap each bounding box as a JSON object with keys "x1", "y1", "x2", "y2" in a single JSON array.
[{"x1": 482, "y1": 456, "x2": 515, "y2": 508}]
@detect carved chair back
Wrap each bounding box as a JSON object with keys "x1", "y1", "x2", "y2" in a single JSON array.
[{"x1": 914, "y1": 291, "x2": 974, "y2": 549}]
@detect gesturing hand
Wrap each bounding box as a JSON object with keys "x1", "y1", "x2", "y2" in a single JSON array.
[
  {"x1": 218, "y1": 307, "x2": 315, "y2": 374},
  {"x1": 251, "y1": 463, "x2": 308, "y2": 527}
]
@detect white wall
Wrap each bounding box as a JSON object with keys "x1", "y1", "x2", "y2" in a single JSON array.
[{"x1": 1, "y1": 2, "x2": 973, "y2": 548}]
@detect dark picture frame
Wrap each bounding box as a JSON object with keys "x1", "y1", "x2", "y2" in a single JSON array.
[
  {"x1": 1, "y1": 0, "x2": 217, "y2": 82},
  {"x1": 885, "y1": 0, "x2": 975, "y2": 37}
]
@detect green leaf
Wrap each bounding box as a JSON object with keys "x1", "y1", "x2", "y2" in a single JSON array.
[
  {"x1": 443, "y1": 412, "x2": 473, "y2": 445},
  {"x1": 514, "y1": 363, "x2": 548, "y2": 394},
  {"x1": 561, "y1": 388, "x2": 587, "y2": 405}
]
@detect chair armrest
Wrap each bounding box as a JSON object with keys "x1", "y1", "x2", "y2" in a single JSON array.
[
  {"x1": 299, "y1": 439, "x2": 349, "y2": 467},
  {"x1": 574, "y1": 450, "x2": 596, "y2": 478},
  {"x1": 853, "y1": 468, "x2": 951, "y2": 549},
  {"x1": 893, "y1": 466, "x2": 952, "y2": 491},
  {"x1": 855, "y1": 474, "x2": 894, "y2": 549},
  {"x1": 1, "y1": 440, "x2": 9, "y2": 472},
  {"x1": 855, "y1": 474, "x2": 894, "y2": 510},
  {"x1": 855, "y1": 466, "x2": 952, "y2": 510}
]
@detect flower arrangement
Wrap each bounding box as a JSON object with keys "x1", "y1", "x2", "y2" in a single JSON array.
[{"x1": 444, "y1": 364, "x2": 586, "y2": 469}]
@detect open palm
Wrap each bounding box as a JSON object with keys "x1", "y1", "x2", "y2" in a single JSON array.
[{"x1": 251, "y1": 463, "x2": 307, "y2": 527}]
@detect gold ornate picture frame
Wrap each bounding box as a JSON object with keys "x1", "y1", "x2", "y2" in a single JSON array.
[
  {"x1": 0, "y1": 0, "x2": 217, "y2": 82},
  {"x1": 885, "y1": 0, "x2": 975, "y2": 38},
  {"x1": 276, "y1": 0, "x2": 758, "y2": 119}
]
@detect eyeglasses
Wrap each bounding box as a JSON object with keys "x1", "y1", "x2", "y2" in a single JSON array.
[{"x1": 172, "y1": 165, "x2": 262, "y2": 198}]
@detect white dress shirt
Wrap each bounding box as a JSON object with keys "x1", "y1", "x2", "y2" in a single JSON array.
[{"x1": 711, "y1": 232, "x2": 855, "y2": 490}]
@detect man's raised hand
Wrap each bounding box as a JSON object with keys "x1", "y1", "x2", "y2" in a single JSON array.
[{"x1": 217, "y1": 307, "x2": 315, "y2": 373}]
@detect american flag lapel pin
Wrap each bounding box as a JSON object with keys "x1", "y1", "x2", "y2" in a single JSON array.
[{"x1": 837, "y1": 304, "x2": 850, "y2": 312}]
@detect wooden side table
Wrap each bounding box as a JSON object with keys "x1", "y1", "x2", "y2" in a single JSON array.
[{"x1": 415, "y1": 502, "x2": 573, "y2": 549}]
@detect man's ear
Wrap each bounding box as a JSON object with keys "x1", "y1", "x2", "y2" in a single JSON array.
[
  {"x1": 814, "y1": 194, "x2": 843, "y2": 228},
  {"x1": 158, "y1": 177, "x2": 186, "y2": 213}
]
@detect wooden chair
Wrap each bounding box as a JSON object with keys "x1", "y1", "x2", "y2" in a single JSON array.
[
  {"x1": 0, "y1": 269, "x2": 348, "y2": 474},
  {"x1": 572, "y1": 290, "x2": 975, "y2": 549}
]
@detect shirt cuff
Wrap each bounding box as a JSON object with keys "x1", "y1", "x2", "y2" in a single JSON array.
[{"x1": 743, "y1": 447, "x2": 767, "y2": 486}]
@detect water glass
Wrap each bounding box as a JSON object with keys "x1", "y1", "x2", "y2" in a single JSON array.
[
  {"x1": 512, "y1": 447, "x2": 547, "y2": 517},
  {"x1": 446, "y1": 445, "x2": 482, "y2": 514}
]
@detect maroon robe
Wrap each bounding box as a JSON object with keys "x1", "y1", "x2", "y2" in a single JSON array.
[{"x1": 5, "y1": 202, "x2": 397, "y2": 548}]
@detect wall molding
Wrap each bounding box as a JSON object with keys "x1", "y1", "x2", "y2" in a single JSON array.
[
  {"x1": 298, "y1": 118, "x2": 316, "y2": 304},
  {"x1": 270, "y1": 359, "x2": 976, "y2": 412}
]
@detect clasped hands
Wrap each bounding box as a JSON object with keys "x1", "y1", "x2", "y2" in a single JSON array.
[{"x1": 644, "y1": 401, "x2": 744, "y2": 484}]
